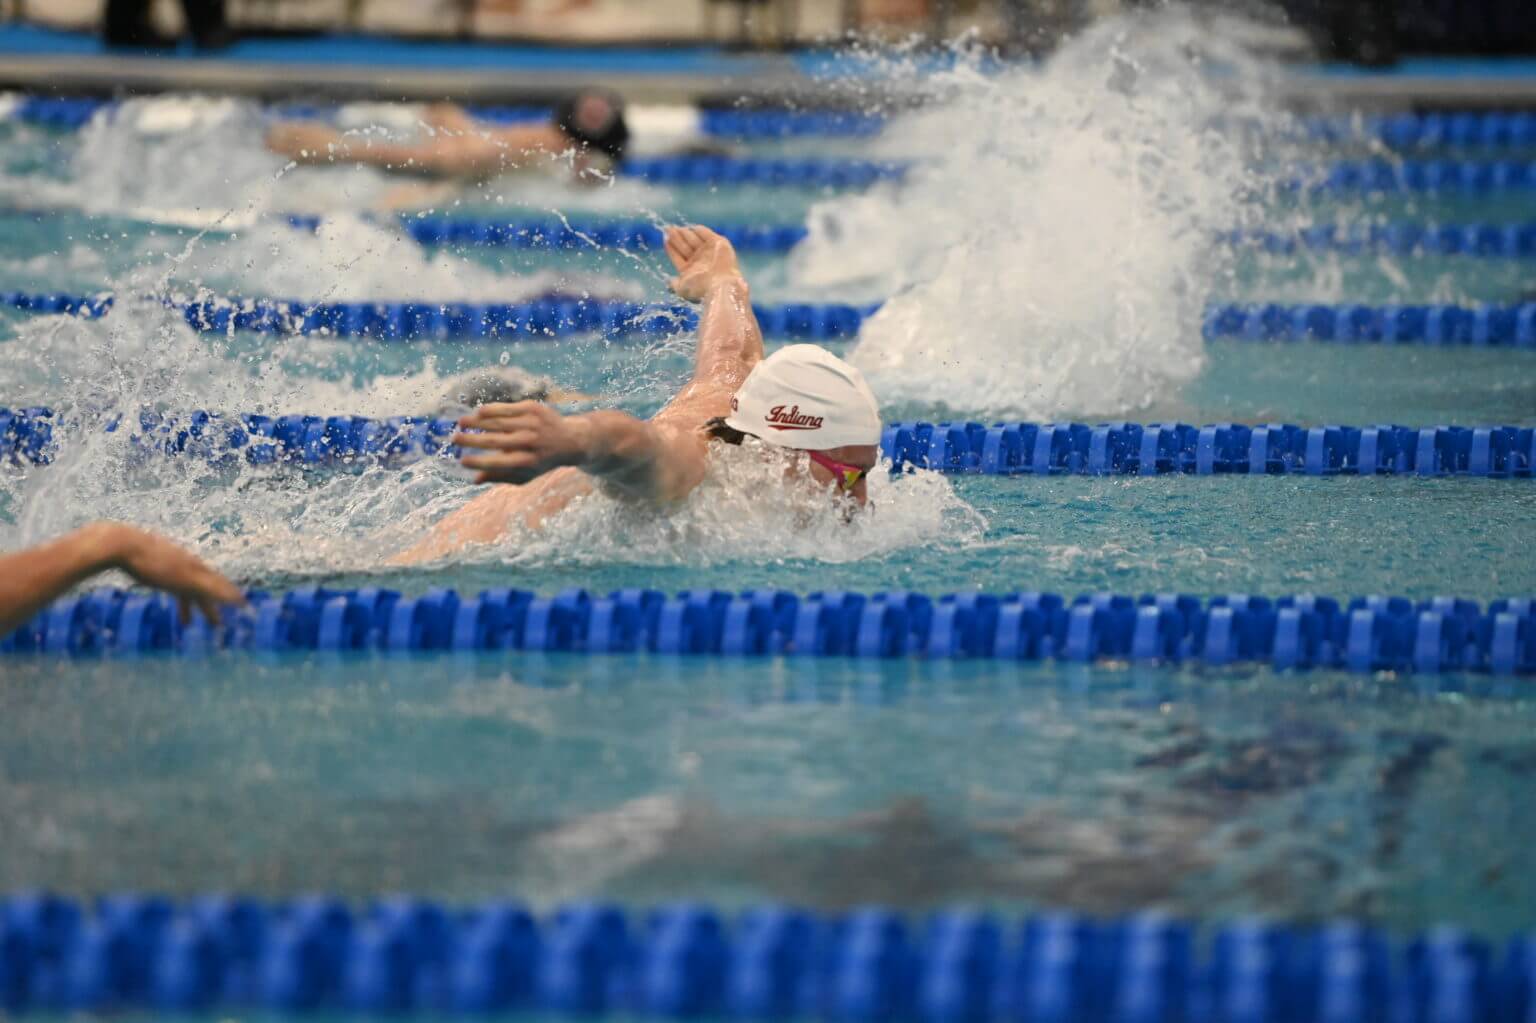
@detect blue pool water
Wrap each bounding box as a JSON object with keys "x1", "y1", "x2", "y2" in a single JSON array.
[
  {"x1": 1, "y1": 15, "x2": 1534, "y2": 940},
  {"x1": 3, "y1": 654, "x2": 1535, "y2": 937}
]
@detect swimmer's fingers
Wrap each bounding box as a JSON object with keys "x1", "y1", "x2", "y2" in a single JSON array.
[
  {"x1": 663, "y1": 230, "x2": 691, "y2": 271},
  {"x1": 461, "y1": 450, "x2": 540, "y2": 484},
  {"x1": 461, "y1": 451, "x2": 537, "y2": 469},
  {"x1": 171, "y1": 590, "x2": 226, "y2": 629},
  {"x1": 197, "y1": 596, "x2": 223, "y2": 628},
  {"x1": 458, "y1": 400, "x2": 547, "y2": 429},
  {"x1": 452, "y1": 429, "x2": 540, "y2": 451},
  {"x1": 174, "y1": 594, "x2": 224, "y2": 629},
  {"x1": 179, "y1": 572, "x2": 246, "y2": 629},
  {"x1": 665, "y1": 225, "x2": 710, "y2": 264},
  {"x1": 664, "y1": 224, "x2": 698, "y2": 251}
]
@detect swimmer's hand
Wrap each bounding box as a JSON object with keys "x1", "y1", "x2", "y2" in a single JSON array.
[
  {"x1": 665, "y1": 225, "x2": 744, "y2": 303},
  {"x1": 90, "y1": 522, "x2": 247, "y2": 626},
  {"x1": 455, "y1": 403, "x2": 705, "y2": 501},
  {"x1": 454, "y1": 401, "x2": 594, "y2": 485}
]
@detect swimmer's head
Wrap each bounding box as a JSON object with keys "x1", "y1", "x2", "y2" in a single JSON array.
[
  {"x1": 552, "y1": 89, "x2": 630, "y2": 164},
  {"x1": 433, "y1": 367, "x2": 554, "y2": 418},
  {"x1": 710, "y1": 344, "x2": 882, "y2": 502}
]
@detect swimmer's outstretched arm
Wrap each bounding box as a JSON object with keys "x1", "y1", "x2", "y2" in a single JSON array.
[
  {"x1": 454, "y1": 403, "x2": 708, "y2": 503},
  {"x1": 266, "y1": 114, "x2": 571, "y2": 179},
  {"x1": 389, "y1": 225, "x2": 761, "y2": 564},
  {"x1": 0, "y1": 522, "x2": 245, "y2": 632},
  {"x1": 446, "y1": 226, "x2": 760, "y2": 504}
]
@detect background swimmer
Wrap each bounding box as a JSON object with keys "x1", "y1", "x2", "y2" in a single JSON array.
[
  {"x1": 430, "y1": 366, "x2": 590, "y2": 419},
  {"x1": 265, "y1": 89, "x2": 629, "y2": 182},
  {"x1": 392, "y1": 224, "x2": 882, "y2": 564}
]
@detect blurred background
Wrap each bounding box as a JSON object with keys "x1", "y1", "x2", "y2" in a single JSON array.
[{"x1": 8, "y1": 0, "x2": 1534, "y2": 65}]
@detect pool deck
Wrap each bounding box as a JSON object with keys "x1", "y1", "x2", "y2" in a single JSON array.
[
  {"x1": 0, "y1": 24, "x2": 818, "y2": 105},
  {"x1": 3, "y1": 22, "x2": 1536, "y2": 107}
]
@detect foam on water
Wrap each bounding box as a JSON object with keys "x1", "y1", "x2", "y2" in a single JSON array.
[
  {"x1": 1, "y1": 343, "x2": 979, "y2": 581},
  {"x1": 398, "y1": 440, "x2": 984, "y2": 574},
  {"x1": 790, "y1": 11, "x2": 1289, "y2": 420},
  {"x1": 1, "y1": 15, "x2": 1295, "y2": 576},
  {"x1": 0, "y1": 284, "x2": 979, "y2": 579},
  {"x1": 169, "y1": 214, "x2": 650, "y2": 303},
  {"x1": 38, "y1": 95, "x2": 670, "y2": 226}
]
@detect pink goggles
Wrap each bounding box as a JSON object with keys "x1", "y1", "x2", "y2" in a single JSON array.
[{"x1": 806, "y1": 450, "x2": 869, "y2": 492}]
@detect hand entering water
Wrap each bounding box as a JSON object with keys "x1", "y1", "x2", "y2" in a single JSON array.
[{"x1": 0, "y1": 522, "x2": 245, "y2": 632}]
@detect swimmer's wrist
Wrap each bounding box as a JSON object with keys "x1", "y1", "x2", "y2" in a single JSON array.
[
  {"x1": 564, "y1": 413, "x2": 603, "y2": 469},
  {"x1": 565, "y1": 410, "x2": 652, "y2": 478},
  {"x1": 702, "y1": 275, "x2": 749, "y2": 307},
  {"x1": 71, "y1": 521, "x2": 134, "y2": 573}
]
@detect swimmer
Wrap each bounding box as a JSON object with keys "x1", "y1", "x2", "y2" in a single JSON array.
[
  {"x1": 391, "y1": 224, "x2": 881, "y2": 564},
  {"x1": 429, "y1": 366, "x2": 589, "y2": 419},
  {"x1": 265, "y1": 89, "x2": 629, "y2": 182},
  {"x1": 0, "y1": 522, "x2": 245, "y2": 632}
]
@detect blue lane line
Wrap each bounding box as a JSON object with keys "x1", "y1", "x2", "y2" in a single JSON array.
[
  {"x1": 6, "y1": 408, "x2": 1534, "y2": 479},
  {"x1": 7, "y1": 584, "x2": 1535, "y2": 673},
  {"x1": 0, "y1": 892, "x2": 1527, "y2": 1017},
  {"x1": 0, "y1": 291, "x2": 878, "y2": 342},
  {"x1": 289, "y1": 214, "x2": 1536, "y2": 259},
  {"x1": 8, "y1": 292, "x2": 1536, "y2": 348}
]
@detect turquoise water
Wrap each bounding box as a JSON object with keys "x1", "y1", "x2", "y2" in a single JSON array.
[
  {"x1": 2, "y1": 73, "x2": 1535, "y2": 940},
  {"x1": 268, "y1": 473, "x2": 1535, "y2": 602},
  {"x1": 2, "y1": 654, "x2": 1534, "y2": 936}
]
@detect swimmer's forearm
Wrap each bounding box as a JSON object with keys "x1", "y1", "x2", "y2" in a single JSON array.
[
  {"x1": 332, "y1": 138, "x2": 440, "y2": 170},
  {"x1": 422, "y1": 103, "x2": 479, "y2": 134},
  {"x1": 696, "y1": 276, "x2": 763, "y2": 379},
  {"x1": 570, "y1": 411, "x2": 699, "y2": 501},
  {"x1": 0, "y1": 523, "x2": 126, "y2": 632}
]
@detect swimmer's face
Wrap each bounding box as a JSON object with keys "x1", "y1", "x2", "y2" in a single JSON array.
[
  {"x1": 803, "y1": 443, "x2": 879, "y2": 508},
  {"x1": 573, "y1": 95, "x2": 616, "y2": 136}
]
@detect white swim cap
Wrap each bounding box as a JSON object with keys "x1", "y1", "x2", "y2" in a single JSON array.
[{"x1": 724, "y1": 344, "x2": 881, "y2": 450}]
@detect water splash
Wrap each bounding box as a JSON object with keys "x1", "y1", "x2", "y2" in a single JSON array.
[
  {"x1": 0, "y1": 82, "x2": 997, "y2": 577},
  {"x1": 394, "y1": 440, "x2": 985, "y2": 574},
  {"x1": 50, "y1": 95, "x2": 670, "y2": 225},
  {"x1": 790, "y1": 11, "x2": 1290, "y2": 420},
  {"x1": 171, "y1": 214, "x2": 650, "y2": 304}
]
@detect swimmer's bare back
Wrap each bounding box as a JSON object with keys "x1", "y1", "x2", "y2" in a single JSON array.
[{"x1": 389, "y1": 226, "x2": 764, "y2": 565}]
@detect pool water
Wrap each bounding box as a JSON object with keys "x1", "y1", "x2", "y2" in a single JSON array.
[
  {"x1": 1, "y1": 16, "x2": 1534, "y2": 940},
  {"x1": 3, "y1": 654, "x2": 1534, "y2": 938}
]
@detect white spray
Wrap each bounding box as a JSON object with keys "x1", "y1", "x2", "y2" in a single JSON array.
[{"x1": 791, "y1": 11, "x2": 1287, "y2": 420}]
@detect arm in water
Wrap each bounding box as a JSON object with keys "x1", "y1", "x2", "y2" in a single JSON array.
[
  {"x1": 389, "y1": 225, "x2": 763, "y2": 564},
  {"x1": 0, "y1": 522, "x2": 245, "y2": 633},
  {"x1": 265, "y1": 111, "x2": 572, "y2": 180}
]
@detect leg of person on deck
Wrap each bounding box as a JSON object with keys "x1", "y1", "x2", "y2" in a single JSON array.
[{"x1": 388, "y1": 225, "x2": 763, "y2": 564}]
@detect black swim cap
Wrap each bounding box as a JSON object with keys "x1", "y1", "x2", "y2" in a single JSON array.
[{"x1": 552, "y1": 90, "x2": 629, "y2": 163}]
